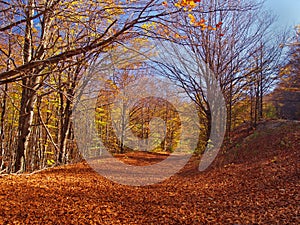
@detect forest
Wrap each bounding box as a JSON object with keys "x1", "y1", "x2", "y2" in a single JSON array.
[{"x1": 0, "y1": 0, "x2": 299, "y2": 223}]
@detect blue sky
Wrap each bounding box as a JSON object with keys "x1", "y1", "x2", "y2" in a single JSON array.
[{"x1": 265, "y1": 0, "x2": 300, "y2": 28}]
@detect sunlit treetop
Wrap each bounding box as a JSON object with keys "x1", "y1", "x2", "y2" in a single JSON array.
[
  {"x1": 188, "y1": 14, "x2": 223, "y2": 31},
  {"x1": 162, "y1": 1, "x2": 223, "y2": 31},
  {"x1": 175, "y1": 0, "x2": 201, "y2": 10},
  {"x1": 162, "y1": 0, "x2": 200, "y2": 10}
]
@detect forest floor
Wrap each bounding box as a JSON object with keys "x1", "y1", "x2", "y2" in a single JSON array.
[{"x1": 0, "y1": 120, "x2": 299, "y2": 224}]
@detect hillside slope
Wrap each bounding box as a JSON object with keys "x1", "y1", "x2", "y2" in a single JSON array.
[{"x1": 212, "y1": 120, "x2": 300, "y2": 168}]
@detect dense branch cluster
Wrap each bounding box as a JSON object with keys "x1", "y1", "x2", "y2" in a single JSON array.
[{"x1": 0, "y1": 0, "x2": 292, "y2": 173}]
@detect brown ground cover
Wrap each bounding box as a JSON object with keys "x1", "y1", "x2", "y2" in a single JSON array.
[{"x1": 0, "y1": 120, "x2": 299, "y2": 224}]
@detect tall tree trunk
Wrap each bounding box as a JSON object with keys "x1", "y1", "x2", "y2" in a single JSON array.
[
  {"x1": 254, "y1": 81, "x2": 259, "y2": 127},
  {"x1": 14, "y1": 0, "x2": 35, "y2": 172},
  {"x1": 259, "y1": 79, "x2": 263, "y2": 119},
  {"x1": 250, "y1": 86, "x2": 254, "y2": 127},
  {"x1": 256, "y1": 43, "x2": 264, "y2": 121},
  {"x1": 15, "y1": 77, "x2": 38, "y2": 172},
  {"x1": 58, "y1": 95, "x2": 72, "y2": 164},
  {"x1": 227, "y1": 79, "x2": 233, "y2": 137},
  {"x1": 15, "y1": 0, "x2": 52, "y2": 172},
  {"x1": 205, "y1": 108, "x2": 212, "y2": 144},
  {"x1": 119, "y1": 101, "x2": 127, "y2": 154},
  {"x1": 0, "y1": 37, "x2": 11, "y2": 171},
  {"x1": 0, "y1": 84, "x2": 8, "y2": 170},
  {"x1": 259, "y1": 49, "x2": 264, "y2": 120}
]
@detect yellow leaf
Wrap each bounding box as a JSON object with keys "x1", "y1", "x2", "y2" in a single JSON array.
[{"x1": 188, "y1": 14, "x2": 196, "y2": 24}]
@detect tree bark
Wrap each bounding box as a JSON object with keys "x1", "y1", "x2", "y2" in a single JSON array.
[
  {"x1": 0, "y1": 84, "x2": 8, "y2": 170},
  {"x1": 14, "y1": 0, "x2": 35, "y2": 172},
  {"x1": 15, "y1": 78, "x2": 38, "y2": 172},
  {"x1": 58, "y1": 93, "x2": 72, "y2": 164}
]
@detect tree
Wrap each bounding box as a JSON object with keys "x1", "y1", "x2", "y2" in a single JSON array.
[
  {"x1": 0, "y1": 0, "x2": 178, "y2": 172},
  {"x1": 154, "y1": 0, "x2": 284, "y2": 143},
  {"x1": 0, "y1": 0, "x2": 287, "y2": 173},
  {"x1": 270, "y1": 25, "x2": 300, "y2": 120}
]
